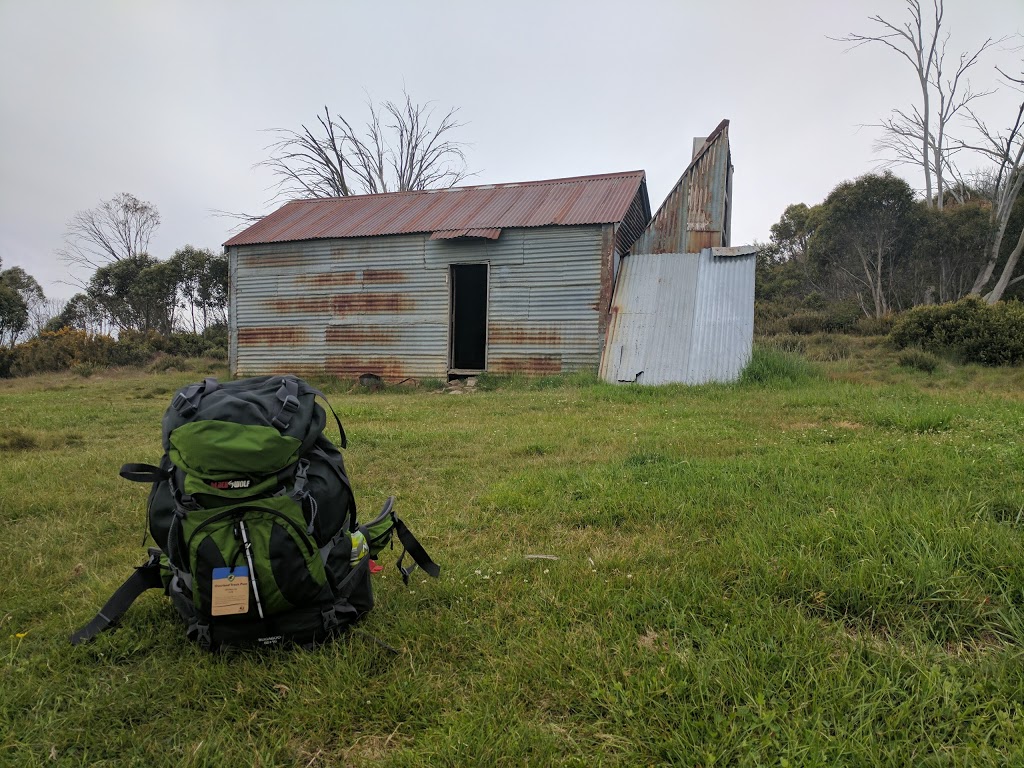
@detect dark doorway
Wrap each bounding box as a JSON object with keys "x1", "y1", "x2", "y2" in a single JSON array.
[{"x1": 450, "y1": 264, "x2": 488, "y2": 371}]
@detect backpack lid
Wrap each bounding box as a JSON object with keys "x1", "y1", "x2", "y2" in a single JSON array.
[{"x1": 162, "y1": 376, "x2": 327, "y2": 476}]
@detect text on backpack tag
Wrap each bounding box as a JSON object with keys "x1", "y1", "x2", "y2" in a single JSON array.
[{"x1": 211, "y1": 566, "x2": 250, "y2": 616}]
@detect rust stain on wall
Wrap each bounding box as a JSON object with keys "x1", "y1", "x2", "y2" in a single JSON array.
[
  {"x1": 686, "y1": 230, "x2": 720, "y2": 252},
  {"x1": 247, "y1": 363, "x2": 323, "y2": 377},
  {"x1": 489, "y1": 324, "x2": 561, "y2": 345},
  {"x1": 325, "y1": 355, "x2": 408, "y2": 379},
  {"x1": 325, "y1": 326, "x2": 399, "y2": 344},
  {"x1": 488, "y1": 355, "x2": 562, "y2": 375},
  {"x1": 237, "y1": 327, "x2": 310, "y2": 346},
  {"x1": 363, "y1": 269, "x2": 405, "y2": 284},
  {"x1": 266, "y1": 293, "x2": 414, "y2": 315},
  {"x1": 297, "y1": 272, "x2": 359, "y2": 287},
  {"x1": 296, "y1": 269, "x2": 405, "y2": 287}
]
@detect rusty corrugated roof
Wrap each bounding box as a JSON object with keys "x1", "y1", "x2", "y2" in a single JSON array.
[{"x1": 224, "y1": 171, "x2": 647, "y2": 246}]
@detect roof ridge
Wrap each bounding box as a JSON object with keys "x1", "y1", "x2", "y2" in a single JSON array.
[{"x1": 286, "y1": 170, "x2": 647, "y2": 205}]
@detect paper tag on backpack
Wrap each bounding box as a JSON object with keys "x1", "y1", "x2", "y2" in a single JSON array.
[{"x1": 211, "y1": 566, "x2": 250, "y2": 616}]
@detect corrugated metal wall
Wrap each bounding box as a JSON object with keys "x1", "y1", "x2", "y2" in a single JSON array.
[
  {"x1": 630, "y1": 122, "x2": 732, "y2": 255},
  {"x1": 599, "y1": 248, "x2": 755, "y2": 385},
  {"x1": 229, "y1": 226, "x2": 608, "y2": 379}
]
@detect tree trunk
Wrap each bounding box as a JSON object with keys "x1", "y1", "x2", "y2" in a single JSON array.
[
  {"x1": 971, "y1": 172, "x2": 1024, "y2": 295},
  {"x1": 987, "y1": 222, "x2": 1024, "y2": 303}
]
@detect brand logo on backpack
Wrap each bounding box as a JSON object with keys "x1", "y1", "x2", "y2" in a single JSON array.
[{"x1": 208, "y1": 479, "x2": 252, "y2": 490}]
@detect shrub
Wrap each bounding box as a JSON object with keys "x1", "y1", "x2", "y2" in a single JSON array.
[
  {"x1": 897, "y1": 348, "x2": 941, "y2": 373},
  {"x1": 810, "y1": 334, "x2": 852, "y2": 362},
  {"x1": 5, "y1": 327, "x2": 230, "y2": 378},
  {"x1": 0, "y1": 348, "x2": 14, "y2": 379},
  {"x1": 786, "y1": 311, "x2": 830, "y2": 335},
  {"x1": 854, "y1": 314, "x2": 895, "y2": 336},
  {"x1": 764, "y1": 335, "x2": 807, "y2": 355},
  {"x1": 890, "y1": 297, "x2": 1024, "y2": 365}
]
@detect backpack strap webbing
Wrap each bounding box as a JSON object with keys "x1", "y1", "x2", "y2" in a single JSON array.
[
  {"x1": 69, "y1": 554, "x2": 164, "y2": 646},
  {"x1": 119, "y1": 463, "x2": 170, "y2": 483},
  {"x1": 301, "y1": 384, "x2": 348, "y2": 449},
  {"x1": 394, "y1": 517, "x2": 441, "y2": 585},
  {"x1": 171, "y1": 377, "x2": 219, "y2": 418}
]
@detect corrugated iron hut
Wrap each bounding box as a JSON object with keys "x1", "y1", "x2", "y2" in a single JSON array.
[
  {"x1": 601, "y1": 120, "x2": 757, "y2": 385},
  {"x1": 226, "y1": 119, "x2": 754, "y2": 385},
  {"x1": 225, "y1": 172, "x2": 651, "y2": 379}
]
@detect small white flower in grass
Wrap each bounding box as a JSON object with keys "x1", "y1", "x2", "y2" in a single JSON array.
[
  {"x1": 483, "y1": 575, "x2": 490, "y2": 580},
  {"x1": 627, "y1": 574, "x2": 633, "y2": 579},
  {"x1": 544, "y1": 569, "x2": 549, "y2": 574}
]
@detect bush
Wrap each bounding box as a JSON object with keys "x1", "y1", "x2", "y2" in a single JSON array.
[
  {"x1": 0, "y1": 348, "x2": 14, "y2": 379},
  {"x1": 764, "y1": 335, "x2": 807, "y2": 355},
  {"x1": 854, "y1": 314, "x2": 896, "y2": 336},
  {"x1": 809, "y1": 334, "x2": 852, "y2": 362},
  {"x1": 759, "y1": 300, "x2": 862, "y2": 336},
  {"x1": 897, "y1": 348, "x2": 941, "y2": 373},
  {"x1": 785, "y1": 311, "x2": 830, "y2": 335},
  {"x1": 4, "y1": 327, "x2": 230, "y2": 378},
  {"x1": 889, "y1": 297, "x2": 1024, "y2": 365}
]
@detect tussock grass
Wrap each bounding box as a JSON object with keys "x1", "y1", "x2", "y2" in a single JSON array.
[
  {"x1": 2, "y1": 359, "x2": 1024, "y2": 765},
  {"x1": 739, "y1": 347, "x2": 817, "y2": 386}
]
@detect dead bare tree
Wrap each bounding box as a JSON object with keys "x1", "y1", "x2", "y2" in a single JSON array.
[
  {"x1": 260, "y1": 92, "x2": 471, "y2": 204},
  {"x1": 959, "y1": 65, "x2": 1024, "y2": 302},
  {"x1": 836, "y1": 1, "x2": 1000, "y2": 209},
  {"x1": 59, "y1": 193, "x2": 160, "y2": 273}
]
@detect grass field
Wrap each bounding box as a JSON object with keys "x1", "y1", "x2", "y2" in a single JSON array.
[{"x1": 2, "y1": 343, "x2": 1024, "y2": 766}]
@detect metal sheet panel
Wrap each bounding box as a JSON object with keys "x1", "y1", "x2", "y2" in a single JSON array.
[
  {"x1": 232, "y1": 234, "x2": 448, "y2": 379},
  {"x1": 488, "y1": 227, "x2": 605, "y2": 373},
  {"x1": 231, "y1": 226, "x2": 608, "y2": 380},
  {"x1": 225, "y1": 172, "x2": 646, "y2": 247},
  {"x1": 599, "y1": 248, "x2": 754, "y2": 385},
  {"x1": 687, "y1": 249, "x2": 756, "y2": 384},
  {"x1": 631, "y1": 120, "x2": 732, "y2": 255}
]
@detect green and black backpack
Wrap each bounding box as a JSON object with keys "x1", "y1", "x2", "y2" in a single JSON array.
[{"x1": 70, "y1": 375, "x2": 439, "y2": 651}]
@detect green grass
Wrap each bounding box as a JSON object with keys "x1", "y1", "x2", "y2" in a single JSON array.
[{"x1": 2, "y1": 354, "x2": 1024, "y2": 766}]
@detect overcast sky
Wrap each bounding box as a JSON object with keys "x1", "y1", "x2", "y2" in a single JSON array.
[{"x1": 1, "y1": 0, "x2": 1021, "y2": 301}]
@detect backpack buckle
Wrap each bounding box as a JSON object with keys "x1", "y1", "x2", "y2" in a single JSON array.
[
  {"x1": 172, "y1": 393, "x2": 198, "y2": 418},
  {"x1": 322, "y1": 603, "x2": 356, "y2": 633},
  {"x1": 187, "y1": 620, "x2": 212, "y2": 651}
]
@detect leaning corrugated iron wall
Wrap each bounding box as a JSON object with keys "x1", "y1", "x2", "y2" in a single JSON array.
[
  {"x1": 599, "y1": 247, "x2": 756, "y2": 385},
  {"x1": 629, "y1": 120, "x2": 733, "y2": 255},
  {"x1": 229, "y1": 226, "x2": 609, "y2": 379}
]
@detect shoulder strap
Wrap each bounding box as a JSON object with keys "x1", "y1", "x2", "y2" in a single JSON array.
[
  {"x1": 394, "y1": 516, "x2": 441, "y2": 584},
  {"x1": 70, "y1": 554, "x2": 164, "y2": 645},
  {"x1": 300, "y1": 384, "x2": 347, "y2": 449}
]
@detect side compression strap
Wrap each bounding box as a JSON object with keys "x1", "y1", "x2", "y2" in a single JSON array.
[
  {"x1": 69, "y1": 556, "x2": 164, "y2": 645},
  {"x1": 119, "y1": 463, "x2": 169, "y2": 483},
  {"x1": 394, "y1": 517, "x2": 441, "y2": 585},
  {"x1": 271, "y1": 377, "x2": 300, "y2": 430},
  {"x1": 171, "y1": 377, "x2": 219, "y2": 418}
]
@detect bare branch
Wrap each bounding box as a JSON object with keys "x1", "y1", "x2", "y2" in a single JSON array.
[
  {"x1": 57, "y1": 193, "x2": 160, "y2": 279},
  {"x1": 257, "y1": 91, "x2": 471, "y2": 204}
]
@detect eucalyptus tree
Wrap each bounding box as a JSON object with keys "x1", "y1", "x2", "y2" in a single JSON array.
[
  {"x1": 835, "y1": 0, "x2": 1001, "y2": 209},
  {"x1": 260, "y1": 91, "x2": 471, "y2": 204}
]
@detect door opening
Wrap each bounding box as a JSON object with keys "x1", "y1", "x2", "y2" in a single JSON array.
[{"x1": 449, "y1": 264, "x2": 488, "y2": 371}]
